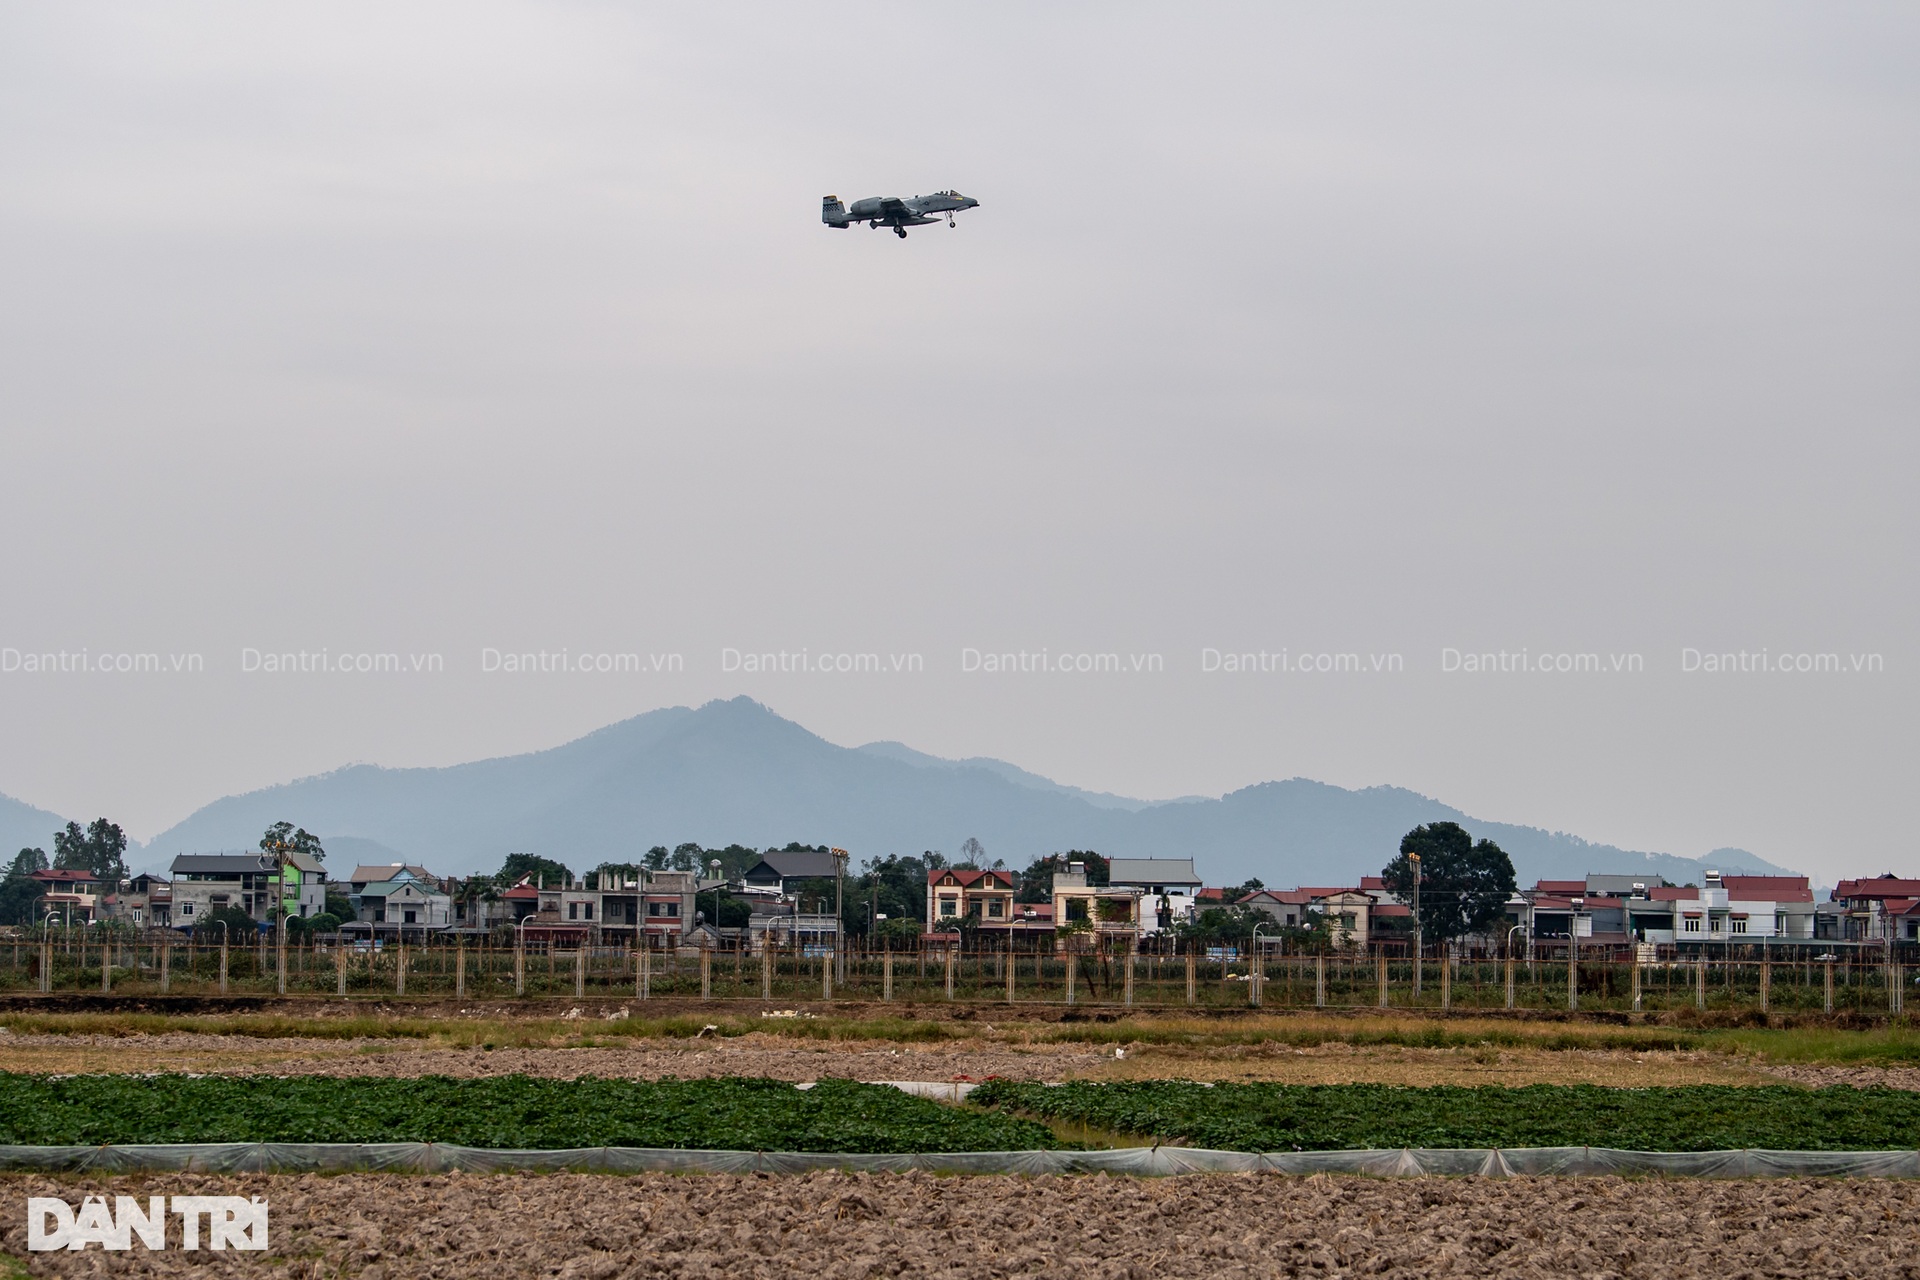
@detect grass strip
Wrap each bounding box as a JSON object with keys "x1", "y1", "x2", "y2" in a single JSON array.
[
  {"x1": 0, "y1": 1074, "x2": 1058, "y2": 1152},
  {"x1": 972, "y1": 1080, "x2": 1920, "y2": 1152}
]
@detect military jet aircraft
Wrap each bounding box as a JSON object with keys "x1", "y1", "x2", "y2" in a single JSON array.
[{"x1": 822, "y1": 190, "x2": 980, "y2": 238}]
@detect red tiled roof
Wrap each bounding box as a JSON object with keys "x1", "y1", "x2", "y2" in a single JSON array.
[
  {"x1": 502, "y1": 884, "x2": 540, "y2": 900},
  {"x1": 31, "y1": 870, "x2": 98, "y2": 884},
  {"x1": 1359, "y1": 876, "x2": 1387, "y2": 890},
  {"x1": 1372, "y1": 903, "x2": 1412, "y2": 918},
  {"x1": 1297, "y1": 887, "x2": 1362, "y2": 899},
  {"x1": 1721, "y1": 875, "x2": 1812, "y2": 896},
  {"x1": 1535, "y1": 880, "x2": 1587, "y2": 895},
  {"x1": 926, "y1": 869, "x2": 1014, "y2": 888},
  {"x1": 1647, "y1": 887, "x2": 1691, "y2": 901},
  {"x1": 1243, "y1": 889, "x2": 1314, "y2": 905},
  {"x1": 1833, "y1": 878, "x2": 1920, "y2": 901}
]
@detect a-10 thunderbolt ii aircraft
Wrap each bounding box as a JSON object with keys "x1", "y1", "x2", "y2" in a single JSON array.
[{"x1": 822, "y1": 190, "x2": 980, "y2": 238}]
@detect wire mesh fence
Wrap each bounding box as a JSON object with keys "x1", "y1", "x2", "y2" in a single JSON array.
[{"x1": 0, "y1": 933, "x2": 1906, "y2": 1014}]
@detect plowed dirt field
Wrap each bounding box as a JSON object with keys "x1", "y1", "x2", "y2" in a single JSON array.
[{"x1": 6, "y1": 1169, "x2": 1918, "y2": 1278}]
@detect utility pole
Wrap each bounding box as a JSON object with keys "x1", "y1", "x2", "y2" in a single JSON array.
[
  {"x1": 831, "y1": 848, "x2": 849, "y2": 984},
  {"x1": 261, "y1": 840, "x2": 293, "y2": 996},
  {"x1": 1410, "y1": 851, "x2": 1422, "y2": 998}
]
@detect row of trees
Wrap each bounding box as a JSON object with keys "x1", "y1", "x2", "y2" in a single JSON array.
[{"x1": 3, "y1": 816, "x2": 1520, "y2": 951}]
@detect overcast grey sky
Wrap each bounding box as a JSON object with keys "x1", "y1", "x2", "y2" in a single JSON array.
[{"x1": 0, "y1": 2, "x2": 1913, "y2": 877}]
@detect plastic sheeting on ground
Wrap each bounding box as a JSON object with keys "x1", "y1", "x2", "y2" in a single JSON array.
[{"x1": 4, "y1": 1144, "x2": 1920, "y2": 1177}]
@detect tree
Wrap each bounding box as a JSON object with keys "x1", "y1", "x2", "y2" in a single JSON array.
[
  {"x1": 493, "y1": 852, "x2": 573, "y2": 888},
  {"x1": 669, "y1": 842, "x2": 703, "y2": 872},
  {"x1": 956, "y1": 837, "x2": 986, "y2": 870},
  {"x1": 259, "y1": 821, "x2": 324, "y2": 862},
  {"x1": 194, "y1": 904, "x2": 258, "y2": 942},
  {"x1": 643, "y1": 846, "x2": 669, "y2": 871},
  {"x1": 1380, "y1": 822, "x2": 1516, "y2": 948},
  {"x1": 52, "y1": 819, "x2": 127, "y2": 885},
  {"x1": 0, "y1": 848, "x2": 49, "y2": 925}
]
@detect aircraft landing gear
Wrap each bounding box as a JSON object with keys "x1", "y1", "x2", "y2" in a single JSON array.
[
  {"x1": 894, "y1": 226, "x2": 907, "y2": 239},
  {"x1": 947, "y1": 213, "x2": 955, "y2": 228}
]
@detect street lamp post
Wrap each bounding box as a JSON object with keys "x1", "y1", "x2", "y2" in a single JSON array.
[
  {"x1": 1409, "y1": 851, "x2": 1422, "y2": 998},
  {"x1": 831, "y1": 847, "x2": 849, "y2": 983}
]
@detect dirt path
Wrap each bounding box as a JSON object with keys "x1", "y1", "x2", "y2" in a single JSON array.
[
  {"x1": 5, "y1": 1169, "x2": 1917, "y2": 1278},
  {"x1": 0, "y1": 1030, "x2": 1794, "y2": 1087}
]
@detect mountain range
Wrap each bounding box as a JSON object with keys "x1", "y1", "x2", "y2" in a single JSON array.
[{"x1": 5, "y1": 697, "x2": 1797, "y2": 888}]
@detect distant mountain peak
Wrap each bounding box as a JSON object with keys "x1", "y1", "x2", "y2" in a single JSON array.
[{"x1": 11, "y1": 699, "x2": 1800, "y2": 887}]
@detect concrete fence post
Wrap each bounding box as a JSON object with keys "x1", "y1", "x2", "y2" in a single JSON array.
[
  {"x1": 1377, "y1": 953, "x2": 1388, "y2": 1009},
  {"x1": 1631, "y1": 958, "x2": 1642, "y2": 1012},
  {"x1": 455, "y1": 941, "x2": 466, "y2": 1000},
  {"x1": 1065, "y1": 949, "x2": 1076, "y2": 1006},
  {"x1": 514, "y1": 938, "x2": 525, "y2": 997},
  {"x1": 822, "y1": 951, "x2": 833, "y2": 1001},
  {"x1": 1505, "y1": 955, "x2": 1516, "y2": 1010},
  {"x1": 1439, "y1": 952, "x2": 1450, "y2": 1011},
  {"x1": 883, "y1": 951, "x2": 893, "y2": 1002},
  {"x1": 1125, "y1": 948, "x2": 1136, "y2": 1008},
  {"x1": 640, "y1": 944, "x2": 652, "y2": 1001},
  {"x1": 1824, "y1": 958, "x2": 1835, "y2": 1014},
  {"x1": 1185, "y1": 953, "x2": 1197, "y2": 1006},
  {"x1": 943, "y1": 947, "x2": 954, "y2": 1000},
  {"x1": 159, "y1": 941, "x2": 171, "y2": 995},
  {"x1": 701, "y1": 946, "x2": 712, "y2": 1000},
  {"x1": 396, "y1": 944, "x2": 407, "y2": 997},
  {"x1": 1758, "y1": 960, "x2": 1769, "y2": 1013},
  {"x1": 100, "y1": 943, "x2": 111, "y2": 993},
  {"x1": 218, "y1": 940, "x2": 229, "y2": 996},
  {"x1": 1316, "y1": 954, "x2": 1326, "y2": 1009},
  {"x1": 573, "y1": 949, "x2": 585, "y2": 999},
  {"x1": 1005, "y1": 948, "x2": 1015, "y2": 1005},
  {"x1": 336, "y1": 944, "x2": 347, "y2": 996},
  {"x1": 1694, "y1": 957, "x2": 1706, "y2": 1011},
  {"x1": 1567, "y1": 954, "x2": 1578, "y2": 1012}
]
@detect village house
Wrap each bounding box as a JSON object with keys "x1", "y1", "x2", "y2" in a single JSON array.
[
  {"x1": 1107, "y1": 858, "x2": 1202, "y2": 935},
  {"x1": 30, "y1": 868, "x2": 106, "y2": 926},
  {"x1": 1051, "y1": 861, "x2": 1142, "y2": 950}
]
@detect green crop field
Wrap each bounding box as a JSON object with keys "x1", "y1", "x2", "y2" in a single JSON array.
[
  {"x1": 972, "y1": 1080, "x2": 1920, "y2": 1152},
  {"x1": 0, "y1": 1074, "x2": 1057, "y2": 1153}
]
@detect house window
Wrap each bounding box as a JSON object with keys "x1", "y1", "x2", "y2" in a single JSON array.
[
  {"x1": 1775, "y1": 914, "x2": 1787, "y2": 935},
  {"x1": 180, "y1": 902, "x2": 193, "y2": 916},
  {"x1": 568, "y1": 903, "x2": 578, "y2": 920},
  {"x1": 987, "y1": 900, "x2": 1004, "y2": 918},
  {"x1": 583, "y1": 902, "x2": 594, "y2": 920},
  {"x1": 1684, "y1": 917, "x2": 1701, "y2": 933},
  {"x1": 1067, "y1": 899, "x2": 1088, "y2": 921},
  {"x1": 939, "y1": 898, "x2": 957, "y2": 918},
  {"x1": 1731, "y1": 918, "x2": 1748, "y2": 934},
  {"x1": 403, "y1": 910, "x2": 417, "y2": 925},
  {"x1": 666, "y1": 903, "x2": 679, "y2": 918},
  {"x1": 648, "y1": 903, "x2": 660, "y2": 917}
]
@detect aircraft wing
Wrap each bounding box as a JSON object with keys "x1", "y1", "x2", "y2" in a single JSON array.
[{"x1": 877, "y1": 197, "x2": 912, "y2": 218}]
